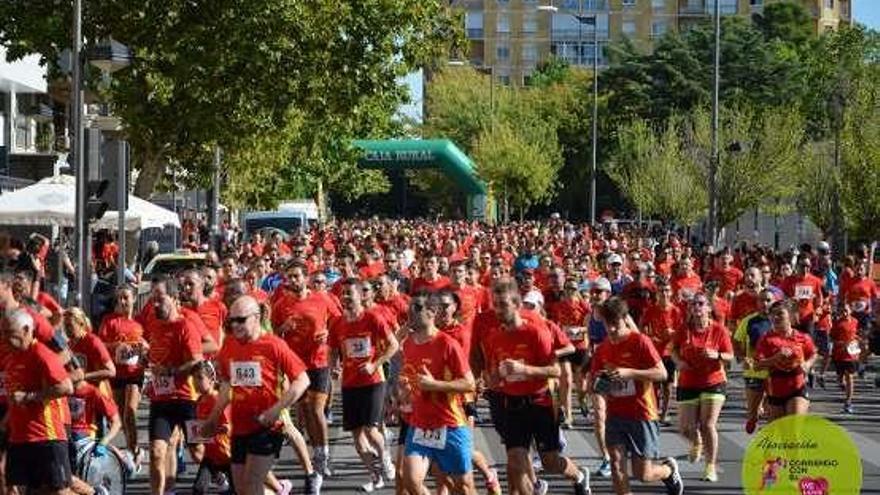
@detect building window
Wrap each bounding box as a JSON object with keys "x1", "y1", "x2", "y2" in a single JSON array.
[
  {"x1": 708, "y1": 0, "x2": 738, "y2": 14},
  {"x1": 466, "y1": 11, "x2": 484, "y2": 39},
  {"x1": 497, "y1": 14, "x2": 511, "y2": 34},
  {"x1": 522, "y1": 43, "x2": 538, "y2": 63},
  {"x1": 824, "y1": 0, "x2": 834, "y2": 8},
  {"x1": 652, "y1": 0, "x2": 666, "y2": 11},
  {"x1": 750, "y1": 0, "x2": 764, "y2": 5},
  {"x1": 522, "y1": 14, "x2": 538, "y2": 34},
  {"x1": 622, "y1": 0, "x2": 636, "y2": 7},
  {"x1": 498, "y1": 74, "x2": 512, "y2": 86},
  {"x1": 622, "y1": 20, "x2": 637, "y2": 36},
  {"x1": 651, "y1": 20, "x2": 668, "y2": 38},
  {"x1": 496, "y1": 44, "x2": 510, "y2": 61},
  {"x1": 561, "y1": 0, "x2": 579, "y2": 9}
]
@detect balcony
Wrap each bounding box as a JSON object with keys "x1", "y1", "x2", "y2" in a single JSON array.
[{"x1": 551, "y1": 29, "x2": 609, "y2": 40}]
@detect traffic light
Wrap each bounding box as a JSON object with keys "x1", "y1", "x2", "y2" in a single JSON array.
[{"x1": 86, "y1": 179, "x2": 110, "y2": 221}]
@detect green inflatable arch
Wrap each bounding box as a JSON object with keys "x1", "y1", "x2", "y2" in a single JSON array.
[{"x1": 353, "y1": 139, "x2": 490, "y2": 220}]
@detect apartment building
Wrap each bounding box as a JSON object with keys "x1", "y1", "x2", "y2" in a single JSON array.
[{"x1": 454, "y1": 0, "x2": 852, "y2": 85}]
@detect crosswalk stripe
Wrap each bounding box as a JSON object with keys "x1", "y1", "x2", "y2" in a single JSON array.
[{"x1": 842, "y1": 430, "x2": 880, "y2": 469}]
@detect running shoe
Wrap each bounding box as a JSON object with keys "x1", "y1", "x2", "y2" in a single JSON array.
[
  {"x1": 303, "y1": 473, "x2": 321, "y2": 495},
  {"x1": 574, "y1": 467, "x2": 592, "y2": 495},
  {"x1": 381, "y1": 453, "x2": 396, "y2": 481},
  {"x1": 745, "y1": 417, "x2": 758, "y2": 435},
  {"x1": 843, "y1": 403, "x2": 855, "y2": 415},
  {"x1": 485, "y1": 468, "x2": 502, "y2": 495},
  {"x1": 688, "y1": 442, "x2": 703, "y2": 463},
  {"x1": 360, "y1": 473, "x2": 385, "y2": 493},
  {"x1": 702, "y1": 464, "x2": 719, "y2": 483},
  {"x1": 534, "y1": 478, "x2": 549, "y2": 495},
  {"x1": 661, "y1": 457, "x2": 684, "y2": 495},
  {"x1": 595, "y1": 458, "x2": 612, "y2": 478}
]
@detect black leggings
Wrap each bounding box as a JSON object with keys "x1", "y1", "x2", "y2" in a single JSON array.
[{"x1": 192, "y1": 459, "x2": 234, "y2": 495}]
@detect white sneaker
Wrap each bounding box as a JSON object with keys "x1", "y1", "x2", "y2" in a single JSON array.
[
  {"x1": 360, "y1": 475, "x2": 385, "y2": 493},
  {"x1": 381, "y1": 453, "x2": 396, "y2": 481}
]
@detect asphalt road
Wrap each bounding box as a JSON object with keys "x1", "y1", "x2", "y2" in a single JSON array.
[{"x1": 124, "y1": 364, "x2": 880, "y2": 494}]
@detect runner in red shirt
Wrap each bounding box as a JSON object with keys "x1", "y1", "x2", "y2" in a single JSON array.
[
  {"x1": 479, "y1": 281, "x2": 591, "y2": 495},
  {"x1": 782, "y1": 257, "x2": 824, "y2": 334},
  {"x1": 147, "y1": 291, "x2": 204, "y2": 495},
  {"x1": 399, "y1": 292, "x2": 477, "y2": 494},
  {"x1": 410, "y1": 255, "x2": 451, "y2": 294},
  {"x1": 830, "y1": 304, "x2": 860, "y2": 414},
  {"x1": 190, "y1": 361, "x2": 234, "y2": 495},
  {"x1": 181, "y1": 269, "x2": 228, "y2": 348},
  {"x1": 63, "y1": 307, "x2": 115, "y2": 398},
  {"x1": 639, "y1": 279, "x2": 683, "y2": 425},
  {"x1": 755, "y1": 301, "x2": 817, "y2": 421},
  {"x1": 730, "y1": 267, "x2": 763, "y2": 328},
  {"x1": 670, "y1": 258, "x2": 703, "y2": 304},
  {"x1": 4, "y1": 308, "x2": 74, "y2": 494},
  {"x1": 97, "y1": 284, "x2": 149, "y2": 466},
  {"x1": 590, "y1": 297, "x2": 684, "y2": 495},
  {"x1": 546, "y1": 275, "x2": 591, "y2": 429},
  {"x1": 375, "y1": 273, "x2": 410, "y2": 327},
  {"x1": 12, "y1": 267, "x2": 62, "y2": 326},
  {"x1": 707, "y1": 254, "x2": 743, "y2": 298},
  {"x1": 69, "y1": 375, "x2": 123, "y2": 463},
  {"x1": 671, "y1": 293, "x2": 733, "y2": 483},
  {"x1": 206, "y1": 295, "x2": 313, "y2": 495},
  {"x1": 271, "y1": 261, "x2": 340, "y2": 477},
  {"x1": 329, "y1": 278, "x2": 399, "y2": 492}
]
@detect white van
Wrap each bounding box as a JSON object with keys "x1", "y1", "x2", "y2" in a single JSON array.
[{"x1": 241, "y1": 200, "x2": 320, "y2": 239}]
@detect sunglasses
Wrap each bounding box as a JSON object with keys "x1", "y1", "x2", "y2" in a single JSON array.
[
  {"x1": 227, "y1": 313, "x2": 257, "y2": 326},
  {"x1": 313, "y1": 279, "x2": 327, "y2": 284}
]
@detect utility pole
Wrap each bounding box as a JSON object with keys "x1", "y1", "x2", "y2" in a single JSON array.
[
  {"x1": 590, "y1": 15, "x2": 599, "y2": 226},
  {"x1": 72, "y1": 0, "x2": 88, "y2": 305},
  {"x1": 707, "y1": 0, "x2": 721, "y2": 246}
]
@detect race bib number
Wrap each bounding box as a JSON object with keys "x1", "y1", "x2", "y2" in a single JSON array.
[
  {"x1": 153, "y1": 374, "x2": 176, "y2": 396},
  {"x1": 114, "y1": 345, "x2": 139, "y2": 367},
  {"x1": 345, "y1": 337, "x2": 372, "y2": 359},
  {"x1": 185, "y1": 420, "x2": 213, "y2": 444},
  {"x1": 609, "y1": 379, "x2": 636, "y2": 398},
  {"x1": 566, "y1": 326, "x2": 586, "y2": 341},
  {"x1": 230, "y1": 361, "x2": 262, "y2": 387},
  {"x1": 795, "y1": 285, "x2": 814, "y2": 300},
  {"x1": 412, "y1": 426, "x2": 447, "y2": 449},
  {"x1": 847, "y1": 341, "x2": 861, "y2": 357},
  {"x1": 852, "y1": 300, "x2": 869, "y2": 314}
]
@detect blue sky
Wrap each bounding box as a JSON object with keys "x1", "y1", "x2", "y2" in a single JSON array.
[{"x1": 854, "y1": 0, "x2": 880, "y2": 29}]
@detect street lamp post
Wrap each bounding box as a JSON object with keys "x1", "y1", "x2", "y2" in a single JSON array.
[
  {"x1": 539, "y1": 2, "x2": 600, "y2": 225},
  {"x1": 72, "y1": 0, "x2": 87, "y2": 306},
  {"x1": 708, "y1": 0, "x2": 722, "y2": 246}
]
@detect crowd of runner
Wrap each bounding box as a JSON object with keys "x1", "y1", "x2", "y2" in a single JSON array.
[{"x1": 0, "y1": 218, "x2": 877, "y2": 495}]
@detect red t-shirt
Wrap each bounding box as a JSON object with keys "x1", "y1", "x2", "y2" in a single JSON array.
[
  {"x1": 709, "y1": 267, "x2": 743, "y2": 296},
  {"x1": 329, "y1": 311, "x2": 393, "y2": 389},
  {"x1": 755, "y1": 330, "x2": 816, "y2": 398},
  {"x1": 711, "y1": 297, "x2": 731, "y2": 327},
  {"x1": 35, "y1": 292, "x2": 62, "y2": 319},
  {"x1": 673, "y1": 322, "x2": 733, "y2": 389},
  {"x1": 590, "y1": 332, "x2": 661, "y2": 421},
  {"x1": 440, "y1": 322, "x2": 473, "y2": 360},
  {"x1": 0, "y1": 338, "x2": 15, "y2": 405},
  {"x1": 481, "y1": 317, "x2": 555, "y2": 402},
  {"x1": 136, "y1": 298, "x2": 160, "y2": 340},
  {"x1": 410, "y1": 276, "x2": 451, "y2": 294},
  {"x1": 216, "y1": 334, "x2": 306, "y2": 436},
  {"x1": 196, "y1": 391, "x2": 232, "y2": 465},
  {"x1": 194, "y1": 299, "x2": 228, "y2": 347},
  {"x1": 271, "y1": 291, "x2": 339, "y2": 369},
  {"x1": 843, "y1": 278, "x2": 878, "y2": 314},
  {"x1": 671, "y1": 274, "x2": 703, "y2": 302},
  {"x1": 452, "y1": 285, "x2": 482, "y2": 327},
  {"x1": 97, "y1": 313, "x2": 147, "y2": 379},
  {"x1": 70, "y1": 381, "x2": 118, "y2": 439},
  {"x1": 401, "y1": 332, "x2": 470, "y2": 429},
  {"x1": 70, "y1": 333, "x2": 114, "y2": 393},
  {"x1": 5, "y1": 341, "x2": 70, "y2": 443},
  {"x1": 830, "y1": 317, "x2": 860, "y2": 363},
  {"x1": 640, "y1": 303, "x2": 683, "y2": 358},
  {"x1": 378, "y1": 293, "x2": 411, "y2": 327},
  {"x1": 730, "y1": 292, "x2": 760, "y2": 325},
  {"x1": 783, "y1": 274, "x2": 824, "y2": 323},
  {"x1": 546, "y1": 298, "x2": 591, "y2": 350},
  {"x1": 180, "y1": 307, "x2": 213, "y2": 349},
  {"x1": 147, "y1": 317, "x2": 203, "y2": 402}
]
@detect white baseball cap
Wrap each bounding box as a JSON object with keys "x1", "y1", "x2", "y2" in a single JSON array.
[
  {"x1": 607, "y1": 253, "x2": 624, "y2": 266},
  {"x1": 591, "y1": 277, "x2": 612, "y2": 293}
]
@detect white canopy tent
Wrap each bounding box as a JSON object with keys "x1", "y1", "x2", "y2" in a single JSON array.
[{"x1": 0, "y1": 174, "x2": 180, "y2": 231}]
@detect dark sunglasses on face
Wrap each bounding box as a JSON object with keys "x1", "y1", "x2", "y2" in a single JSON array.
[{"x1": 227, "y1": 313, "x2": 255, "y2": 326}]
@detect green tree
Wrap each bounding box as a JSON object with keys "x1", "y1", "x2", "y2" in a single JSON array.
[
  {"x1": 752, "y1": 1, "x2": 815, "y2": 47},
  {"x1": 606, "y1": 117, "x2": 706, "y2": 225},
  {"x1": 0, "y1": 0, "x2": 460, "y2": 205}
]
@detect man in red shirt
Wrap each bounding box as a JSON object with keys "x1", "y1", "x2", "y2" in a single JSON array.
[
  {"x1": 181, "y1": 269, "x2": 228, "y2": 348},
  {"x1": 147, "y1": 290, "x2": 205, "y2": 495},
  {"x1": 639, "y1": 280, "x2": 683, "y2": 425},
  {"x1": 591, "y1": 297, "x2": 683, "y2": 495},
  {"x1": 729, "y1": 267, "x2": 763, "y2": 330},
  {"x1": 206, "y1": 295, "x2": 314, "y2": 495},
  {"x1": 400, "y1": 292, "x2": 477, "y2": 494},
  {"x1": 783, "y1": 257, "x2": 824, "y2": 335},
  {"x1": 4, "y1": 308, "x2": 74, "y2": 494},
  {"x1": 329, "y1": 278, "x2": 399, "y2": 492},
  {"x1": 479, "y1": 281, "x2": 591, "y2": 495},
  {"x1": 708, "y1": 254, "x2": 743, "y2": 298},
  {"x1": 410, "y1": 255, "x2": 451, "y2": 294},
  {"x1": 271, "y1": 261, "x2": 340, "y2": 477}
]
